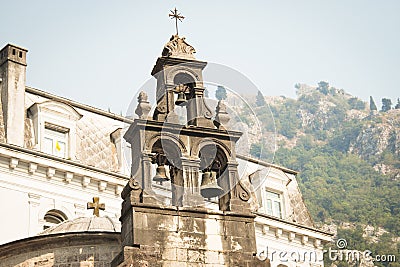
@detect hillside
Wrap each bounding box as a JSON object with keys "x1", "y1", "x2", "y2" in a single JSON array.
[{"x1": 244, "y1": 82, "x2": 400, "y2": 266}]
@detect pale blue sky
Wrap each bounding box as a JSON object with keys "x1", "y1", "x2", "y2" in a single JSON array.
[{"x1": 1, "y1": 1, "x2": 399, "y2": 113}]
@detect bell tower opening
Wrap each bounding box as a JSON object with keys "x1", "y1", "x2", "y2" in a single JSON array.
[
  {"x1": 172, "y1": 73, "x2": 195, "y2": 123},
  {"x1": 199, "y1": 144, "x2": 227, "y2": 200}
]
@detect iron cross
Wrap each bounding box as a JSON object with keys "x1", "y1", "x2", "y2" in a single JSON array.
[
  {"x1": 169, "y1": 8, "x2": 185, "y2": 35},
  {"x1": 87, "y1": 197, "x2": 105, "y2": 217}
]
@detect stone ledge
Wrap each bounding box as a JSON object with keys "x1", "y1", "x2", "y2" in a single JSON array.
[
  {"x1": 0, "y1": 143, "x2": 129, "y2": 195},
  {"x1": 131, "y1": 203, "x2": 255, "y2": 221}
]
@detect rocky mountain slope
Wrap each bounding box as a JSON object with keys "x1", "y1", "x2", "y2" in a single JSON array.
[{"x1": 237, "y1": 82, "x2": 400, "y2": 267}]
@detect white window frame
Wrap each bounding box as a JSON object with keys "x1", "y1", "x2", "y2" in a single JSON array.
[
  {"x1": 258, "y1": 188, "x2": 285, "y2": 219},
  {"x1": 265, "y1": 190, "x2": 283, "y2": 219},
  {"x1": 43, "y1": 123, "x2": 69, "y2": 158},
  {"x1": 28, "y1": 101, "x2": 82, "y2": 160}
]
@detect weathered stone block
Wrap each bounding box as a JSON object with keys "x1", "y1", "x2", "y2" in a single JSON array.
[
  {"x1": 204, "y1": 218, "x2": 221, "y2": 235},
  {"x1": 187, "y1": 249, "x2": 205, "y2": 263},
  {"x1": 162, "y1": 248, "x2": 177, "y2": 261},
  {"x1": 204, "y1": 250, "x2": 220, "y2": 264},
  {"x1": 176, "y1": 248, "x2": 187, "y2": 262},
  {"x1": 162, "y1": 261, "x2": 187, "y2": 267},
  {"x1": 204, "y1": 234, "x2": 223, "y2": 251}
]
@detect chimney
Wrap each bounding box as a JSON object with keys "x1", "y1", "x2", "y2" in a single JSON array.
[{"x1": 0, "y1": 44, "x2": 28, "y2": 146}]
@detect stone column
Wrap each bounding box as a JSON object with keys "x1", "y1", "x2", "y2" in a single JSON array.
[
  {"x1": 141, "y1": 152, "x2": 157, "y2": 203},
  {"x1": 74, "y1": 203, "x2": 86, "y2": 217},
  {"x1": 219, "y1": 161, "x2": 251, "y2": 212},
  {"x1": 186, "y1": 87, "x2": 214, "y2": 128},
  {"x1": 181, "y1": 157, "x2": 204, "y2": 207},
  {"x1": 166, "y1": 89, "x2": 179, "y2": 123},
  {"x1": 28, "y1": 193, "x2": 41, "y2": 236},
  {"x1": 171, "y1": 166, "x2": 183, "y2": 207}
]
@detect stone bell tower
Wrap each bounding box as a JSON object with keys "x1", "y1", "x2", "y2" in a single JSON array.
[
  {"x1": 151, "y1": 34, "x2": 214, "y2": 128},
  {"x1": 112, "y1": 30, "x2": 265, "y2": 266}
]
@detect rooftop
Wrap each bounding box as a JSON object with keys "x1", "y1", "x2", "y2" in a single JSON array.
[{"x1": 38, "y1": 216, "x2": 121, "y2": 236}]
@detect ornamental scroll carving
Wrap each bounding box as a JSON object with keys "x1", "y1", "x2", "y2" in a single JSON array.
[
  {"x1": 237, "y1": 180, "x2": 251, "y2": 202},
  {"x1": 162, "y1": 35, "x2": 196, "y2": 59}
]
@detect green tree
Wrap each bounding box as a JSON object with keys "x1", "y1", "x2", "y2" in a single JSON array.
[
  {"x1": 370, "y1": 96, "x2": 377, "y2": 111},
  {"x1": 381, "y1": 98, "x2": 392, "y2": 112},
  {"x1": 215, "y1": 86, "x2": 227, "y2": 100},
  {"x1": 317, "y1": 81, "x2": 329, "y2": 95},
  {"x1": 348, "y1": 97, "x2": 365, "y2": 110},
  {"x1": 256, "y1": 90, "x2": 266, "y2": 107},
  {"x1": 250, "y1": 142, "x2": 268, "y2": 159},
  {"x1": 395, "y1": 98, "x2": 400, "y2": 109}
]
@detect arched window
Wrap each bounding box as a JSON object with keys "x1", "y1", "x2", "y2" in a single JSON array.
[{"x1": 43, "y1": 209, "x2": 68, "y2": 229}]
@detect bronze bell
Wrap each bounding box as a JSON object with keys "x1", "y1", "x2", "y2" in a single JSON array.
[
  {"x1": 200, "y1": 171, "x2": 224, "y2": 198},
  {"x1": 175, "y1": 92, "x2": 187, "y2": 106},
  {"x1": 153, "y1": 165, "x2": 169, "y2": 182}
]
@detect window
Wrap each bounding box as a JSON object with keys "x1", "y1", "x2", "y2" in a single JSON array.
[
  {"x1": 29, "y1": 101, "x2": 82, "y2": 160},
  {"x1": 265, "y1": 191, "x2": 283, "y2": 218},
  {"x1": 257, "y1": 188, "x2": 284, "y2": 219},
  {"x1": 43, "y1": 123, "x2": 69, "y2": 158},
  {"x1": 43, "y1": 209, "x2": 68, "y2": 229}
]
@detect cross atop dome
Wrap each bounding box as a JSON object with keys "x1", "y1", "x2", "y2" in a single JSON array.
[{"x1": 87, "y1": 197, "x2": 105, "y2": 217}]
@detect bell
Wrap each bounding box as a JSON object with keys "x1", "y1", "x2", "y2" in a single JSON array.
[
  {"x1": 200, "y1": 171, "x2": 224, "y2": 198},
  {"x1": 153, "y1": 165, "x2": 169, "y2": 182},
  {"x1": 175, "y1": 92, "x2": 187, "y2": 106}
]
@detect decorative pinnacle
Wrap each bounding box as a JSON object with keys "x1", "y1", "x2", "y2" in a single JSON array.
[{"x1": 169, "y1": 7, "x2": 185, "y2": 35}]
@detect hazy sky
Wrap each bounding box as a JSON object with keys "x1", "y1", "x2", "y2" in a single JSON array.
[{"x1": 1, "y1": 1, "x2": 399, "y2": 113}]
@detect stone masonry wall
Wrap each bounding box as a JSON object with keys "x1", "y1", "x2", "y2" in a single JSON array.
[
  {"x1": 0, "y1": 233, "x2": 120, "y2": 267},
  {"x1": 114, "y1": 204, "x2": 268, "y2": 267}
]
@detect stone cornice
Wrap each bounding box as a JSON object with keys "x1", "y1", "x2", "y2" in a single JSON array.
[
  {"x1": 0, "y1": 142, "x2": 128, "y2": 195},
  {"x1": 124, "y1": 119, "x2": 242, "y2": 143},
  {"x1": 254, "y1": 212, "x2": 333, "y2": 246}
]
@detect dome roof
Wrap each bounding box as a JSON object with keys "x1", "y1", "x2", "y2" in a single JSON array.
[{"x1": 38, "y1": 216, "x2": 120, "y2": 236}]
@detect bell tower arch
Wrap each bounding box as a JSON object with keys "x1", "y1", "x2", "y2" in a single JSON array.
[{"x1": 151, "y1": 35, "x2": 214, "y2": 128}]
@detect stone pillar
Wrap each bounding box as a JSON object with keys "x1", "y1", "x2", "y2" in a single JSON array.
[
  {"x1": 181, "y1": 157, "x2": 204, "y2": 207},
  {"x1": 219, "y1": 161, "x2": 251, "y2": 212},
  {"x1": 171, "y1": 166, "x2": 184, "y2": 207},
  {"x1": 0, "y1": 44, "x2": 28, "y2": 146},
  {"x1": 141, "y1": 152, "x2": 157, "y2": 203},
  {"x1": 74, "y1": 203, "x2": 86, "y2": 217},
  {"x1": 186, "y1": 87, "x2": 214, "y2": 128},
  {"x1": 28, "y1": 193, "x2": 41, "y2": 236},
  {"x1": 214, "y1": 100, "x2": 230, "y2": 130}
]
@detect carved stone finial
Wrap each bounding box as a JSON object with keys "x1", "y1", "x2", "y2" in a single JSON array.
[
  {"x1": 214, "y1": 100, "x2": 230, "y2": 129},
  {"x1": 135, "y1": 91, "x2": 151, "y2": 119},
  {"x1": 138, "y1": 91, "x2": 148, "y2": 102},
  {"x1": 162, "y1": 35, "x2": 196, "y2": 59}
]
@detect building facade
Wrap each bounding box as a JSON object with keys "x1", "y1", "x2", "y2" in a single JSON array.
[
  {"x1": 0, "y1": 43, "x2": 130, "y2": 245},
  {"x1": 0, "y1": 37, "x2": 331, "y2": 267}
]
